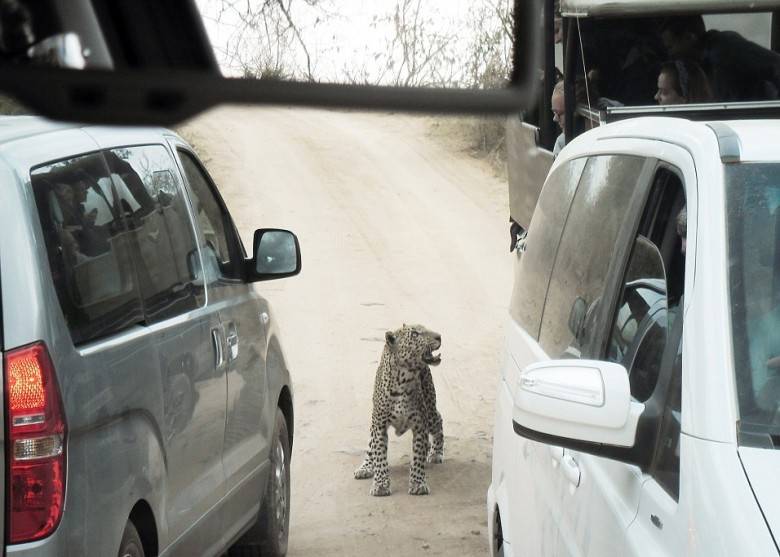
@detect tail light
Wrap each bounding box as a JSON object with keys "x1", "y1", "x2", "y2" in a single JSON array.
[{"x1": 4, "y1": 342, "x2": 66, "y2": 543}]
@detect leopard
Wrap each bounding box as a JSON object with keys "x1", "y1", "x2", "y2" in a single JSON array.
[{"x1": 354, "y1": 323, "x2": 444, "y2": 496}]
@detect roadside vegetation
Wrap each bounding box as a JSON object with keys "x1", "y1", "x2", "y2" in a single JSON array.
[{"x1": 201, "y1": 0, "x2": 513, "y2": 171}]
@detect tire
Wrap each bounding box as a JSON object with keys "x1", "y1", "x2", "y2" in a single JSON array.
[
  {"x1": 118, "y1": 521, "x2": 145, "y2": 557},
  {"x1": 229, "y1": 408, "x2": 291, "y2": 557}
]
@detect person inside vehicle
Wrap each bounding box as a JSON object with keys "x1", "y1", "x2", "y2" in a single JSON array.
[
  {"x1": 551, "y1": 79, "x2": 566, "y2": 156},
  {"x1": 655, "y1": 59, "x2": 714, "y2": 105},
  {"x1": 576, "y1": 16, "x2": 665, "y2": 106},
  {"x1": 0, "y1": 0, "x2": 34, "y2": 62},
  {"x1": 660, "y1": 15, "x2": 780, "y2": 101},
  {"x1": 677, "y1": 205, "x2": 687, "y2": 257}
]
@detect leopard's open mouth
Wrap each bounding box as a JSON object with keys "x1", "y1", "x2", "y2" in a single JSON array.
[{"x1": 423, "y1": 349, "x2": 441, "y2": 366}]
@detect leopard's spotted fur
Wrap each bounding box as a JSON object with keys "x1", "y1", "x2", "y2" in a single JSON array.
[{"x1": 354, "y1": 324, "x2": 444, "y2": 496}]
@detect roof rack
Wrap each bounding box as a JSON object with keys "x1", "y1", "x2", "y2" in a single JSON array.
[
  {"x1": 561, "y1": 0, "x2": 780, "y2": 18},
  {"x1": 603, "y1": 101, "x2": 780, "y2": 123},
  {"x1": 706, "y1": 123, "x2": 742, "y2": 163}
]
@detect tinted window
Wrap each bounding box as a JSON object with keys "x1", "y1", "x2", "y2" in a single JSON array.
[
  {"x1": 607, "y1": 237, "x2": 668, "y2": 398},
  {"x1": 539, "y1": 156, "x2": 644, "y2": 358},
  {"x1": 31, "y1": 152, "x2": 144, "y2": 344},
  {"x1": 652, "y1": 338, "x2": 682, "y2": 500},
  {"x1": 726, "y1": 163, "x2": 780, "y2": 445},
  {"x1": 510, "y1": 157, "x2": 587, "y2": 337},
  {"x1": 606, "y1": 170, "x2": 685, "y2": 401},
  {"x1": 106, "y1": 146, "x2": 201, "y2": 322},
  {"x1": 178, "y1": 150, "x2": 241, "y2": 280}
]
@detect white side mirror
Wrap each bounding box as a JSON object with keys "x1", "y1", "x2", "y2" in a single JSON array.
[{"x1": 513, "y1": 360, "x2": 644, "y2": 447}]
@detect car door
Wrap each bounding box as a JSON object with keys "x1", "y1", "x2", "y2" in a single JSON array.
[
  {"x1": 535, "y1": 154, "x2": 658, "y2": 555},
  {"x1": 103, "y1": 143, "x2": 229, "y2": 554},
  {"x1": 624, "y1": 335, "x2": 683, "y2": 555},
  {"x1": 539, "y1": 155, "x2": 690, "y2": 556},
  {"x1": 170, "y1": 140, "x2": 271, "y2": 534},
  {"x1": 506, "y1": 117, "x2": 555, "y2": 230},
  {"x1": 504, "y1": 156, "x2": 587, "y2": 555}
]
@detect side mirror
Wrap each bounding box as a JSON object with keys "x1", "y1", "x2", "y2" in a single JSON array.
[
  {"x1": 247, "y1": 228, "x2": 301, "y2": 282},
  {"x1": 512, "y1": 360, "x2": 644, "y2": 448}
]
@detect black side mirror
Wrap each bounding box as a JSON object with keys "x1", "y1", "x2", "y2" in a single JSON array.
[{"x1": 247, "y1": 228, "x2": 301, "y2": 282}]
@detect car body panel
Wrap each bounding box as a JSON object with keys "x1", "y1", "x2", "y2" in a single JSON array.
[
  {"x1": 0, "y1": 117, "x2": 294, "y2": 556},
  {"x1": 739, "y1": 447, "x2": 780, "y2": 550},
  {"x1": 491, "y1": 117, "x2": 780, "y2": 556},
  {"x1": 626, "y1": 438, "x2": 777, "y2": 555}
]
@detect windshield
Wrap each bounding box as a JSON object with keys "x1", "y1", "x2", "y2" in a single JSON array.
[{"x1": 727, "y1": 163, "x2": 780, "y2": 447}]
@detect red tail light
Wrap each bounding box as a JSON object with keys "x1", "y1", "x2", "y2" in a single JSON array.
[{"x1": 4, "y1": 342, "x2": 66, "y2": 543}]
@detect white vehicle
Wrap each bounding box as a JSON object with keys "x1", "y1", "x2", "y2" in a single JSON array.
[{"x1": 488, "y1": 115, "x2": 780, "y2": 556}]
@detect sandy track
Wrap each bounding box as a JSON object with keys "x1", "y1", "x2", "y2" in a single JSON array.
[{"x1": 179, "y1": 107, "x2": 511, "y2": 556}]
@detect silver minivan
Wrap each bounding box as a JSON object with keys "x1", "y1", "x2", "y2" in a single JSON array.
[{"x1": 0, "y1": 116, "x2": 299, "y2": 556}]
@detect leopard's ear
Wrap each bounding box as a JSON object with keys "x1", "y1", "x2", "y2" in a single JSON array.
[{"x1": 385, "y1": 331, "x2": 397, "y2": 346}]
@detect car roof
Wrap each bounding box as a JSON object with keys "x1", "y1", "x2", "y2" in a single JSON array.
[
  {"x1": 559, "y1": 117, "x2": 780, "y2": 164},
  {"x1": 0, "y1": 116, "x2": 173, "y2": 148},
  {"x1": 0, "y1": 116, "x2": 79, "y2": 146}
]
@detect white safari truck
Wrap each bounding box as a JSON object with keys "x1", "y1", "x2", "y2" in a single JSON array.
[{"x1": 489, "y1": 1, "x2": 780, "y2": 555}]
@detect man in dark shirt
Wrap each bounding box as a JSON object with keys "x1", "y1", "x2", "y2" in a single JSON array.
[{"x1": 660, "y1": 16, "x2": 780, "y2": 101}]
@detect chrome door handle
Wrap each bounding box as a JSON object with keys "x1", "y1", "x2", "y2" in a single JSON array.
[
  {"x1": 226, "y1": 333, "x2": 239, "y2": 361},
  {"x1": 212, "y1": 328, "x2": 224, "y2": 368},
  {"x1": 226, "y1": 322, "x2": 239, "y2": 361},
  {"x1": 561, "y1": 453, "x2": 581, "y2": 487}
]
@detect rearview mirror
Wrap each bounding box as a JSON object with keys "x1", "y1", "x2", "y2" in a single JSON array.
[
  {"x1": 512, "y1": 359, "x2": 644, "y2": 447},
  {"x1": 0, "y1": 0, "x2": 541, "y2": 125}
]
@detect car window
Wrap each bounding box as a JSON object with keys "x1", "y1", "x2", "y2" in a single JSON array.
[
  {"x1": 606, "y1": 168, "x2": 685, "y2": 401},
  {"x1": 539, "y1": 155, "x2": 644, "y2": 358},
  {"x1": 510, "y1": 157, "x2": 587, "y2": 338},
  {"x1": 177, "y1": 149, "x2": 242, "y2": 280},
  {"x1": 725, "y1": 163, "x2": 780, "y2": 446},
  {"x1": 106, "y1": 145, "x2": 202, "y2": 322},
  {"x1": 603, "y1": 166, "x2": 685, "y2": 498},
  {"x1": 651, "y1": 336, "x2": 682, "y2": 500},
  {"x1": 31, "y1": 151, "x2": 145, "y2": 344}
]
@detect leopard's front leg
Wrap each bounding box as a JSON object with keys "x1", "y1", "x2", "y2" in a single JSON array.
[
  {"x1": 354, "y1": 434, "x2": 374, "y2": 479},
  {"x1": 408, "y1": 417, "x2": 430, "y2": 495},
  {"x1": 427, "y1": 409, "x2": 444, "y2": 464},
  {"x1": 369, "y1": 423, "x2": 391, "y2": 496}
]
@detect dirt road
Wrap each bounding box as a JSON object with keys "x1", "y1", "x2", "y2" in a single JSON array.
[{"x1": 179, "y1": 107, "x2": 512, "y2": 556}]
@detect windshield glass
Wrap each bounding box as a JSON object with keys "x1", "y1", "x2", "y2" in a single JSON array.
[{"x1": 727, "y1": 163, "x2": 780, "y2": 447}]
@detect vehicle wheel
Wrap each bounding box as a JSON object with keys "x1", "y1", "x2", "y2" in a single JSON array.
[
  {"x1": 118, "y1": 521, "x2": 144, "y2": 557},
  {"x1": 229, "y1": 408, "x2": 291, "y2": 557}
]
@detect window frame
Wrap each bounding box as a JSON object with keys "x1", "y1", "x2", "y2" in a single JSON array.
[
  {"x1": 174, "y1": 146, "x2": 246, "y2": 282},
  {"x1": 30, "y1": 148, "x2": 147, "y2": 345},
  {"x1": 537, "y1": 154, "x2": 657, "y2": 359},
  {"x1": 648, "y1": 327, "x2": 683, "y2": 501},
  {"x1": 511, "y1": 156, "x2": 588, "y2": 338},
  {"x1": 597, "y1": 160, "x2": 686, "y2": 483},
  {"x1": 104, "y1": 142, "x2": 205, "y2": 321}
]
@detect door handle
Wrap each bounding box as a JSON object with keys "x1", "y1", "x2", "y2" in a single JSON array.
[
  {"x1": 211, "y1": 328, "x2": 224, "y2": 368},
  {"x1": 226, "y1": 322, "x2": 239, "y2": 361},
  {"x1": 561, "y1": 453, "x2": 581, "y2": 487}
]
